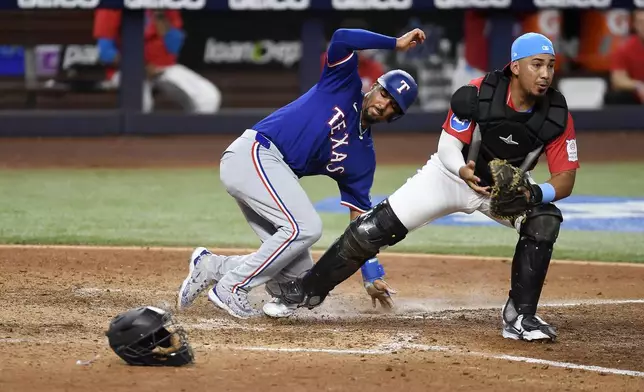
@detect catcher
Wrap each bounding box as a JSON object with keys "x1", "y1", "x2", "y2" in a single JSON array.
[{"x1": 265, "y1": 32, "x2": 580, "y2": 342}]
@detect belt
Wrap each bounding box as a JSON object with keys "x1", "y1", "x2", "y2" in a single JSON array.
[{"x1": 255, "y1": 132, "x2": 272, "y2": 149}]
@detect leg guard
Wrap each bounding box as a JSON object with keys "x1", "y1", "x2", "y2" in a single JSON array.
[
  {"x1": 270, "y1": 199, "x2": 408, "y2": 308},
  {"x1": 510, "y1": 203, "x2": 563, "y2": 315}
]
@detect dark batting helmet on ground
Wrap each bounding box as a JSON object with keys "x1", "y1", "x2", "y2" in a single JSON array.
[{"x1": 105, "y1": 306, "x2": 194, "y2": 367}]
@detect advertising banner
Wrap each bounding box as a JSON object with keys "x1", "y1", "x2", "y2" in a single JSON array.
[{"x1": 4, "y1": 0, "x2": 643, "y2": 10}]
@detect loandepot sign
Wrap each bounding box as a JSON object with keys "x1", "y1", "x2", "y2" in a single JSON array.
[{"x1": 314, "y1": 195, "x2": 644, "y2": 232}]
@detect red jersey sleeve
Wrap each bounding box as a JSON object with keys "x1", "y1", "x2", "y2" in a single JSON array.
[
  {"x1": 93, "y1": 9, "x2": 122, "y2": 40},
  {"x1": 544, "y1": 113, "x2": 580, "y2": 174},
  {"x1": 610, "y1": 40, "x2": 628, "y2": 71},
  {"x1": 320, "y1": 52, "x2": 327, "y2": 72},
  {"x1": 361, "y1": 57, "x2": 385, "y2": 83},
  {"x1": 441, "y1": 76, "x2": 484, "y2": 144},
  {"x1": 166, "y1": 10, "x2": 183, "y2": 29}
]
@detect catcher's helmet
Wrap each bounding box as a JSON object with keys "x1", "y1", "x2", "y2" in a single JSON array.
[
  {"x1": 377, "y1": 69, "x2": 418, "y2": 122},
  {"x1": 105, "y1": 306, "x2": 194, "y2": 367}
]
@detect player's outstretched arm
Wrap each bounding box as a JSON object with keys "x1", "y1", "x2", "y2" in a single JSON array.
[
  {"x1": 327, "y1": 29, "x2": 396, "y2": 64},
  {"x1": 362, "y1": 259, "x2": 397, "y2": 310},
  {"x1": 348, "y1": 209, "x2": 396, "y2": 310},
  {"x1": 437, "y1": 130, "x2": 490, "y2": 196},
  {"x1": 326, "y1": 28, "x2": 424, "y2": 64}
]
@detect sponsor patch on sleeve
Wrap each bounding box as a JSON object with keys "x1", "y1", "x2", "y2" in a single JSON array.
[
  {"x1": 449, "y1": 113, "x2": 471, "y2": 133},
  {"x1": 566, "y1": 139, "x2": 578, "y2": 162}
]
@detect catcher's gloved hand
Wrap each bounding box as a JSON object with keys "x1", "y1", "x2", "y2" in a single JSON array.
[
  {"x1": 361, "y1": 258, "x2": 397, "y2": 310},
  {"x1": 489, "y1": 158, "x2": 542, "y2": 220}
]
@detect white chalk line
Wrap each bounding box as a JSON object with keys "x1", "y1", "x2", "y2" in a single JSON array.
[
  {"x1": 228, "y1": 340, "x2": 644, "y2": 378},
  {"x1": 2, "y1": 335, "x2": 644, "y2": 379},
  {"x1": 2, "y1": 244, "x2": 642, "y2": 378},
  {"x1": 540, "y1": 299, "x2": 644, "y2": 307},
  {"x1": 233, "y1": 346, "x2": 387, "y2": 355},
  {"x1": 356, "y1": 299, "x2": 644, "y2": 319},
  {"x1": 213, "y1": 334, "x2": 644, "y2": 379},
  {"x1": 1, "y1": 244, "x2": 641, "y2": 267},
  {"x1": 69, "y1": 286, "x2": 644, "y2": 317}
]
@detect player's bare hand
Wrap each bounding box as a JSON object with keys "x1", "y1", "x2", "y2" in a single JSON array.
[
  {"x1": 146, "y1": 64, "x2": 163, "y2": 78},
  {"x1": 365, "y1": 279, "x2": 397, "y2": 310},
  {"x1": 636, "y1": 82, "x2": 644, "y2": 104},
  {"x1": 152, "y1": 10, "x2": 167, "y2": 20},
  {"x1": 396, "y1": 28, "x2": 426, "y2": 52},
  {"x1": 459, "y1": 160, "x2": 491, "y2": 196}
]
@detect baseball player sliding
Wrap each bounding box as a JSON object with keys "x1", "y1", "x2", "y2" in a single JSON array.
[
  {"x1": 267, "y1": 33, "x2": 580, "y2": 342},
  {"x1": 93, "y1": 9, "x2": 221, "y2": 113},
  {"x1": 177, "y1": 27, "x2": 425, "y2": 318}
]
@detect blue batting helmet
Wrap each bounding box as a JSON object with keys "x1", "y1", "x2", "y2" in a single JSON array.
[{"x1": 377, "y1": 69, "x2": 418, "y2": 121}]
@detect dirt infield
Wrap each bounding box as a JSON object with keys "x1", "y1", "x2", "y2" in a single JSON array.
[
  {"x1": 1, "y1": 132, "x2": 643, "y2": 391},
  {"x1": 0, "y1": 130, "x2": 642, "y2": 169},
  {"x1": 1, "y1": 246, "x2": 644, "y2": 391}
]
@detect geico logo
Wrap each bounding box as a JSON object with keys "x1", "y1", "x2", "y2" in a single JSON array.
[
  {"x1": 228, "y1": 0, "x2": 309, "y2": 10},
  {"x1": 434, "y1": 0, "x2": 511, "y2": 8},
  {"x1": 125, "y1": 0, "x2": 206, "y2": 9},
  {"x1": 18, "y1": 0, "x2": 99, "y2": 8},
  {"x1": 332, "y1": 0, "x2": 412, "y2": 10},
  {"x1": 533, "y1": 0, "x2": 611, "y2": 8},
  {"x1": 62, "y1": 45, "x2": 99, "y2": 69},
  {"x1": 203, "y1": 39, "x2": 301, "y2": 67}
]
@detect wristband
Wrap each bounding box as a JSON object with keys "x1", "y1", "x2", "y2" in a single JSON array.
[
  {"x1": 538, "y1": 183, "x2": 556, "y2": 204},
  {"x1": 361, "y1": 257, "x2": 385, "y2": 282},
  {"x1": 97, "y1": 38, "x2": 118, "y2": 64},
  {"x1": 163, "y1": 28, "x2": 185, "y2": 55}
]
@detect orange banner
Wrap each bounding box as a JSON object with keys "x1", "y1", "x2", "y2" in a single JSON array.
[{"x1": 577, "y1": 10, "x2": 631, "y2": 72}]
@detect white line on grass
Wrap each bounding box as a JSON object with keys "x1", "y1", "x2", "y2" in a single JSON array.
[{"x1": 1, "y1": 244, "x2": 641, "y2": 268}]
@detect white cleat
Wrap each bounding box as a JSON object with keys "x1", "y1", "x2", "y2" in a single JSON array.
[
  {"x1": 263, "y1": 297, "x2": 298, "y2": 318},
  {"x1": 208, "y1": 285, "x2": 262, "y2": 319},
  {"x1": 177, "y1": 247, "x2": 215, "y2": 310},
  {"x1": 502, "y1": 298, "x2": 557, "y2": 342}
]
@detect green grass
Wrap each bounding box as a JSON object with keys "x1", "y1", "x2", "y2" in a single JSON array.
[{"x1": 0, "y1": 163, "x2": 642, "y2": 262}]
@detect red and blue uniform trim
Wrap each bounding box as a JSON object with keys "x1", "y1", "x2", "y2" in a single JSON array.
[{"x1": 232, "y1": 141, "x2": 300, "y2": 293}]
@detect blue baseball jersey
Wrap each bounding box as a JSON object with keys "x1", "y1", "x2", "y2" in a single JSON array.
[{"x1": 252, "y1": 29, "x2": 396, "y2": 212}]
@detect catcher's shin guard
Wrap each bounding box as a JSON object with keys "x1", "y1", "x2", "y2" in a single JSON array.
[
  {"x1": 510, "y1": 204, "x2": 563, "y2": 315},
  {"x1": 271, "y1": 199, "x2": 408, "y2": 308}
]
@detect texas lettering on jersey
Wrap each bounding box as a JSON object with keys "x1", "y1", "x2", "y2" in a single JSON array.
[
  {"x1": 252, "y1": 29, "x2": 390, "y2": 212},
  {"x1": 326, "y1": 106, "x2": 349, "y2": 174}
]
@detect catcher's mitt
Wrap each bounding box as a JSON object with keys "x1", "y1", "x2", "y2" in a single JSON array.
[{"x1": 488, "y1": 159, "x2": 539, "y2": 220}]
